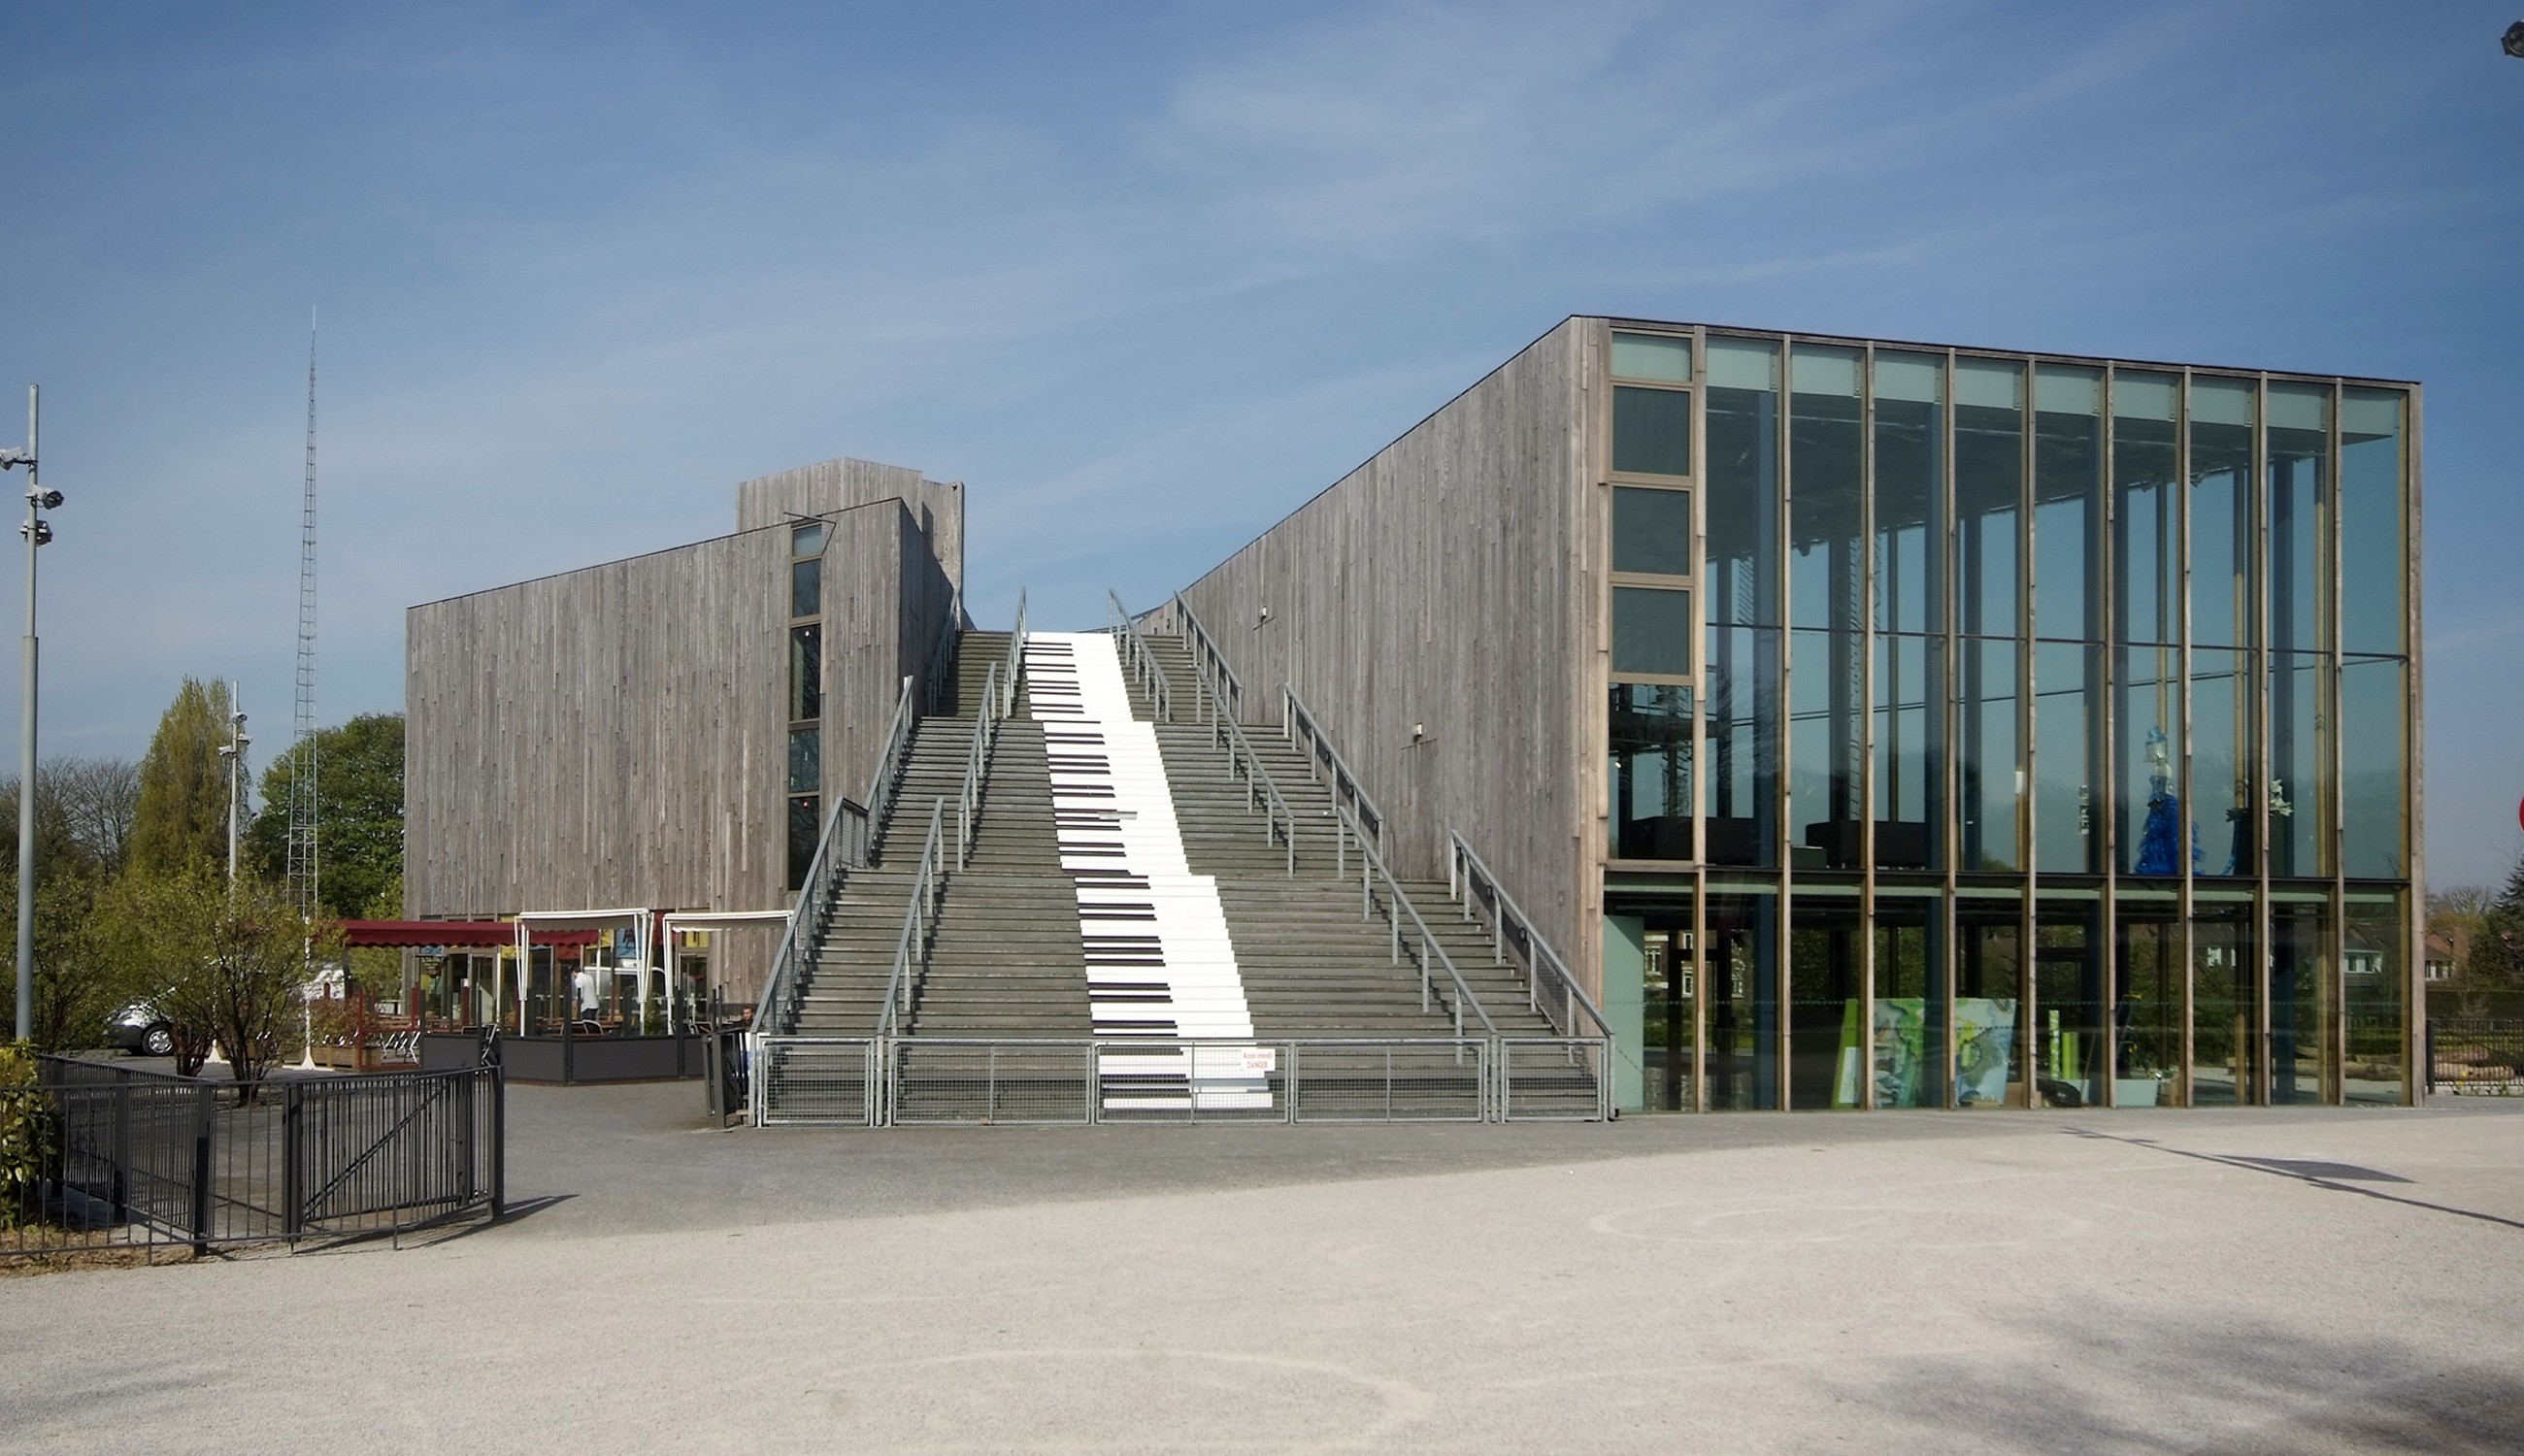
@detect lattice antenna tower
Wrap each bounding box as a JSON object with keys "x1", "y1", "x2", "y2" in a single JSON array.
[{"x1": 285, "y1": 313, "x2": 320, "y2": 916}]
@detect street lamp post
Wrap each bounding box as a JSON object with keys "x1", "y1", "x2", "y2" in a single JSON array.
[
  {"x1": 2, "y1": 386, "x2": 61, "y2": 1043},
  {"x1": 220, "y1": 694, "x2": 249, "y2": 893}
]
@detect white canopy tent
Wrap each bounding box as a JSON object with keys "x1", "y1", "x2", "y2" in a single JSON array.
[
  {"x1": 657, "y1": 910, "x2": 789, "y2": 1033},
  {"x1": 513, "y1": 909, "x2": 652, "y2": 1035}
]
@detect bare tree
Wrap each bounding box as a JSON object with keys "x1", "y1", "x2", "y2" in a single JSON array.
[{"x1": 50, "y1": 756, "x2": 141, "y2": 874}]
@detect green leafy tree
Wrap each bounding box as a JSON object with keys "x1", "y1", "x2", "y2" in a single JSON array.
[
  {"x1": 129, "y1": 678, "x2": 240, "y2": 879},
  {"x1": 91, "y1": 867, "x2": 224, "y2": 1075},
  {"x1": 0, "y1": 757, "x2": 144, "y2": 1049},
  {"x1": 247, "y1": 712, "x2": 404, "y2": 919},
  {"x1": 91, "y1": 868, "x2": 337, "y2": 1091}
]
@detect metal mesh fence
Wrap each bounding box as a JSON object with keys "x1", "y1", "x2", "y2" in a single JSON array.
[
  {"x1": 1498, "y1": 1039, "x2": 1612, "y2": 1121},
  {"x1": 889, "y1": 1041, "x2": 1095, "y2": 1125},
  {"x1": 1287, "y1": 1040, "x2": 1489, "y2": 1123},
  {"x1": 2429, "y1": 1019, "x2": 2524, "y2": 1096},
  {"x1": 754, "y1": 1039, "x2": 879, "y2": 1124},
  {"x1": 1096, "y1": 1042, "x2": 1291, "y2": 1123}
]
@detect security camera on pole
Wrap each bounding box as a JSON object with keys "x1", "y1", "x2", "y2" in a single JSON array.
[{"x1": 0, "y1": 387, "x2": 61, "y2": 1042}]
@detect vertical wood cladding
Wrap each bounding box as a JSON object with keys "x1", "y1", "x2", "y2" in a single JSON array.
[
  {"x1": 1176, "y1": 319, "x2": 1594, "y2": 984},
  {"x1": 407, "y1": 493, "x2": 954, "y2": 968},
  {"x1": 735, "y1": 457, "x2": 966, "y2": 602}
]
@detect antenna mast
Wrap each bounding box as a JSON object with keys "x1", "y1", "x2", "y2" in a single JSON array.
[{"x1": 286, "y1": 314, "x2": 320, "y2": 916}]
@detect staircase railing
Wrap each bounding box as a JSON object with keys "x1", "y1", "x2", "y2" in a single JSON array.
[
  {"x1": 1270, "y1": 688, "x2": 1492, "y2": 1042},
  {"x1": 1280, "y1": 687, "x2": 1387, "y2": 859},
  {"x1": 863, "y1": 674, "x2": 917, "y2": 857},
  {"x1": 1206, "y1": 698, "x2": 1302, "y2": 877},
  {"x1": 1107, "y1": 590, "x2": 1173, "y2": 722},
  {"x1": 875, "y1": 799, "x2": 948, "y2": 1055},
  {"x1": 924, "y1": 584, "x2": 963, "y2": 714},
  {"x1": 1002, "y1": 589, "x2": 1028, "y2": 717},
  {"x1": 748, "y1": 789, "x2": 869, "y2": 1042},
  {"x1": 1168, "y1": 596, "x2": 1244, "y2": 727},
  {"x1": 957, "y1": 661, "x2": 1004, "y2": 870},
  {"x1": 1445, "y1": 829, "x2": 1611, "y2": 1045}
]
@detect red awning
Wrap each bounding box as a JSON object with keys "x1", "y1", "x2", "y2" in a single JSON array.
[{"x1": 340, "y1": 920, "x2": 603, "y2": 948}]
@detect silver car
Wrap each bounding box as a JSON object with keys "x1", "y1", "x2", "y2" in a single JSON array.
[{"x1": 104, "y1": 999, "x2": 175, "y2": 1057}]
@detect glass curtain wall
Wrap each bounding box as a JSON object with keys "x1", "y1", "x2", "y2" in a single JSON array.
[
  {"x1": 1602, "y1": 325, "x2": 2413, "y2": 1111},
  {"x1": 786, "y1": 519, "x2": 828, "y2": 890}
]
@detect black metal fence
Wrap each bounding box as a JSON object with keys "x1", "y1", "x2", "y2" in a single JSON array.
[
  {"x1": 2, "y1": 1057, "x2": 504, "y2": 1261},
  {"x1": 2427, "y1": 1019, "x2": 2524, "y2": 1096}
]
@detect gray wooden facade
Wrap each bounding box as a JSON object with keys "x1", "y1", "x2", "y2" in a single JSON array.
[
  {"x1": 1176, "y1": 318, "x2": 1603, "y2": 990},
  {"x1": 406, "y1": 457, "x2": 960, "y2": 1000}
]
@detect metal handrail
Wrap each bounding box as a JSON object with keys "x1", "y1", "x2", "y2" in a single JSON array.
[
  {"x1": 1206, "y1": 700, "x2": 1303, "y2": 877},
  {"x1": 1280, "y1": 686, "x2": 1387, "y2": 858},
  {"x1": 957, "y1": 661, "x2": 1003, "y2": 870},
  {"x1": 1168, "y1": 595, "x2": 1244, "y2": 726},
  {"x1": 1445, "y1": 828, "x2": 1611, "y2": 1043},
  {"x1": 924, "y1": 584, "x2": 963, "y2": 715},
  {"x1": 863, "y1": 674, "x2": 917, "y2": 854},
  {"x1": 1265, "y1": 689, "x2": 1493, "y2": 1041},
  {"x1": 749, "y1": 790, "x2": 869, "y2": 1043},
  {"x1": 875, "y1": 798, "x2": 948, "y2": 1050},
  {"x1": 1106, "y1": 590, "x2": 1174, "y2": 723},
  {"x1": 1002, "y1": 589, "x2": 1028, "y2": 718}
]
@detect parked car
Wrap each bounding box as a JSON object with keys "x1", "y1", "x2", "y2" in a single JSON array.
[{"x1": 105, "y1": 998, "x2": 176, "y2": 1057}]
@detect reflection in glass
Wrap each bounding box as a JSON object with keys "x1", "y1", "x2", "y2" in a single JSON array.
[
  {"x1": 791, "y1": 556, "x2": 822, "y2": 619},
  {"x1": 1612, "y1": 331, "x2": 1692, "y2": 382},
  {"x1": 2035, "y1": 899, "x2": 2106, "y2": 1106},
  {"x1": 2033, "y1": 642, "x2": 2098, "y2": 873},
  {"x1": 2188, "y1": 379, "x2": 2255, "y2": 648},
  {"x1": 1638, "y1": 920, "x2": 1699, "y2": 1111},
  {"x1": 1790, "y1": 630, "x2": 1860, "y2": 869},
  {"x1": 1612, "y1": 486, "x2": 1692, "y2": 577},
  {"x1": 786, "y1": 794, "x2": 818, "y2": 891},
  {"x1": 2266, "y1": 383, "x2": 2331, "y2": 658},
  {"x1": 2112, "y1": 371, "x2": 2178, "y2": 645},
  {"x1": 2191, "y1": 901, "x2": 2256, "y2": 1104},
  {"x1": 1955, "y1": 905, "x2": 2024, "y2": 1107},
  {"x1": 787, "y1": 726, "x2": 819, "y2": 795},
  {"x1": 1874, "y1": 352, "x2": 1944, "y2": 635},
  {"x1": 790, "y1": 520, "x2": 826, "y2": 556},
  {"x1": 2271, "y1": 899, "x2": 2336, "y2": 1105},
  {"x1": 1612, "y1": 386, "x2": 1692, "y2": 477},
  {"x1": 2033, "y1": 365, "x2": 2102, "y2": 641},
  {"x1": 1959, "y1": 638, "x2": 2020, "y2": 873},
  {"x1": 1788, "y1": 887, "x2": 1862, "y2": 1109},
  {"x1": 2114, "y1": 895, "x2": 2182, "y2": 1105},
  {"x1": 1705, "y1": 625, "x2": 1777, "y2": 867},
  {"x1": 1955, "y1": 359, "x2": 2024, "y2": 638},
  {"x1": 2191, "y1": 647, "x2": 2253, "y2": 877},
  {"x1": 1870, "y1": 892, "x2": 1946, "y2": 1108},
  {"x1": 2341, "y1": 656, "x2": 2406, "y2": 879},
  {"x1": 1790, "y1": 346, "x2": 1863, "y2": 633},
  {"x1": 2118, "y1": 642, "x2": 2183, "y2": 876},
  {"x1": 2341, "y1": 389, "x2": 2407, "y2": 657},
  {"x1": 2267, "y1": 650, "x2": 2329, "y2": 878},
  {"x1": 789, "y1": 622, "x2": 822, "y2": 723},
  {"x1": 1704, "y1": 887, "x2": 1779, "y2": 1109},
  {"x1": 2343, "y1": 896, "x2": 2406, "y2": 1105},
  {"x1": 1609, "y1": 683, "x2": 1693, "y2": 860},
  {"x1": 1873, "y1": 631, "x2": 1943, "y2": 870},
  {"x1": 1706, "y1": 339, "x2": 1780, "y2": 630},
  {"x1": 1611, "y1": 587, "x2": 1692, "y2": 678}
]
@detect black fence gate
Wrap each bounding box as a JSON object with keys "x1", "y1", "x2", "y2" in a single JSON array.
[{"x1": 4, "y1": 1057, "x2": 504, "y2": 1260}]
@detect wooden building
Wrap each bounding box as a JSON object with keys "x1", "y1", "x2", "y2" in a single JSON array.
[
  {"x1": 405, "y1": 456, "x2": 962, "y2": 1005},
  {"x1": 1178, "y1": 315, "x2": 2425, "y2": 1112}
]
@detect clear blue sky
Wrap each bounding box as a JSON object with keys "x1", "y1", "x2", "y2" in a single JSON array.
[{"x1": 2, "y1": 2, "x2": 2518, "y2": 882}]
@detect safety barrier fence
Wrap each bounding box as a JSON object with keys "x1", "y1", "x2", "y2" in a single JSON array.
[
  {"x1": 2426, "y1": 1018, "x2": 2524, "y2": 1096},
  {"x1": 747, "y1": 1036, "x2": 1599, "y2": 1125},
  {"x1": 2, "y1": 1057, "x2": 503, "y2": 1259}
]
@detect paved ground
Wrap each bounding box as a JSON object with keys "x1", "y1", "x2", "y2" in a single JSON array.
[{"x1": 4, "y1": 1083, "x2": 2521, "y2": 1453}]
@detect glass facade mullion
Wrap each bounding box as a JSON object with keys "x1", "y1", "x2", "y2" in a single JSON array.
[{"x1": 1599, "y1": 323, "x2": 2410, "y2": 1116}]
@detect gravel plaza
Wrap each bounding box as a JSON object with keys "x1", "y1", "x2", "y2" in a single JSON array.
[{"x1": 3, "y1": 1086, "x2": 2520, "y2": 1453}]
